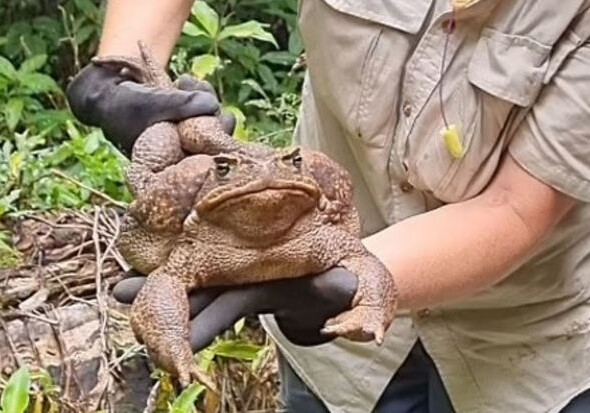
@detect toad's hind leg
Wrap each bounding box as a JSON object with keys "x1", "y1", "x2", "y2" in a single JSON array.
[
  {"x1": 321, "y1": 253, "x2": 397, "y2": 345},
  {"x1": 130, "y1": 269, "x2": 216, "y2": 391},
  {"x1": 126, "y1": 122, "x2": 184, "y2": 195},
  {"x1": 91, "y1": 41, "x2": 173, "y2": 88}
]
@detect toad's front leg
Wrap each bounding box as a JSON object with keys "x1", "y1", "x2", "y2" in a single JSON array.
[
  {"x1": 130, "y1": 268, "x2": 216, "y2": 390},
  {"x1": 319, "y1": 239, "x2": 398, "y2": 345}
]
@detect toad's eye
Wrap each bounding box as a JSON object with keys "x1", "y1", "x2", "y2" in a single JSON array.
[
  {"x1": 216, "y1": 162, "x2": 231, "y2": 178},
  {"x1": 213, "y1": 155, "x2": 238, "y2": 178},
  {"x1": 283, "y1": 147, "x2": 303, "y2": 169},
  {"x1": 291, "y1": 154, "x2": 302, "y2": 169}
]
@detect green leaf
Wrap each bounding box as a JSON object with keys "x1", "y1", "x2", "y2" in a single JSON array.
[
  {"x1": 191, "y1": 54, "x2": 221, "y2": 79},
  {"x1": 210, "y1": 340, "x2": 262, "y2": 361},
  {"x1": 191, "y1": 2, "x2": 219, "y2": 38},
  {"x1": 75, "y1": 25, "x2": 95, "y2": 45},
  {"x1": 218, "y1": 21, "x2": 278, "y2": 48},
  {"x1": 233, "y1": 317, "x2": 246, "y2": 335},
  {"x1": 9, "y1": 152, "x2": 23, "y2": 179},
  {"x1": 4, "y1": 98, "x2": 24, "y2": 131},
  {"x1": 257, "y1": 64, "x2": 279, "y2": 94},
  {"x1": 19, "y1": 73, "x2": 60, "y2": 94},
  {"x1": 0, "y1": 57, "x2": 17, "y2": 81},
  {"x1": 223, "y1": 105, "x2": 248, "y2": 141},
  {"x1": 0, "y1": 190, "x2": 21, "y2": 217},
  {"x1": 170, "y1": 383, "x2": 205, "y2": 413},
  {"x1": 21, "y1": 34, "x2": 47, "y2": 56},
  {"x1": 196, "y1": 348, "x2": 215, "y2": 371},
  {"x1": 84, "y1": 130, "x2": 101, "y2": 154},
  {"x1": 182, "y1": 22, "x2": 211, "y2": 39},
  {"x1": 288, "y1": 30, "x2": 304, "y2": 55},
  {"x1": 245, "y1": 98, "x2": 271, "y2": 110},
  {"x1": 74, "y1": 0, "x2": 99, "y2": 19},
  {"x1": 241, "y1": 79, "x2": 268, "y2": 100},
  {"x1": 65, "y1": 120, "x2": 81, "y2": 141},
  {"x1": 1, "y1": 366, "x2": 31, "y2": 413},
  {"x1": 18, "y1": 54, "x2": 47, "y2": 74},
  {"x1": 261, "y1": 51, "x2": 296, "y2": 66}
]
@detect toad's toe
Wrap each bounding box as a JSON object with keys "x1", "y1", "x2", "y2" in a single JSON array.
[{"x1": 321, "y1": 306, "x2": 389, "y2": 344}]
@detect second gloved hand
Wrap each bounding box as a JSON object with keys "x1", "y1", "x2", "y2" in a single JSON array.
[
  {"x1": 113, "y1": 268, "x2": 358, "y2": 352},
  {"x1": 66, "y1": 63, "x2": 235, "y2": 156}
]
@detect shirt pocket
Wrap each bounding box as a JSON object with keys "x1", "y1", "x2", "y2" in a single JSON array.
[
  {"x1": 298, "y1": 0, "x2": 431, "y2": 149},
  {"x1": 412, "y1": 27, "x2": 553, "y2": 203}
]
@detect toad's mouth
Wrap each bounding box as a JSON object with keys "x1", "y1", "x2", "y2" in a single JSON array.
[{"x1": 196, "y1": 179, "x2": 320, "y2": 213}]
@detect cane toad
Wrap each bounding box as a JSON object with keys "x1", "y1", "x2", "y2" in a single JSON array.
[
  {"x1": 116, "y1": 147, "x2": 397, "y2": 388},
  {"x1": 96, "y1": 44, "x2": 397, "y2": 389}
]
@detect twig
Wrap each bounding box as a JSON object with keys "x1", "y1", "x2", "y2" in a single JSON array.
[
  {"x1": 143, "y1": 381, "x2": 161, "y2": 413},
  {"x1": 257, "y1": 128, "x2": 293, "y2": 142},
  {"x1": 0, "y1": 309, "x2": 59, "y2": 325},
  {"x1": 108, "y1": 343, "x2": 144, "y2": 372},
  {"x1": 51, "y1": 169, "x2": 127, "y2": 209},
  {"x1": 52, "y1": 271, "x2": 97, "y2": 308},
  {"x1": 92, "y1": 207, "x2": 114, "y2": 410},
  {"x1": 0, "y1": 317, "x2": 21, "y2": 368},
  {"x1": 97, "y1": 209, "x2": 120, "y2": 270},
  {"x1": 23, "y1": 214, "x2": 111, "y2": 239}
]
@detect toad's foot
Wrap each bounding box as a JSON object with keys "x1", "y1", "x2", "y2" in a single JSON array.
[
  {"x1": 322, "y1": 253, "x2": 397, "y2": 345},
  {"x1": 145, "y1": 336, "x2": 216, "y2": 391},
  {"x1": 130, "y1": 270, "x2": 217, "y2": 392},
  {"x1": 321, "y1": 305, "x2": 390, "y2": 344}
]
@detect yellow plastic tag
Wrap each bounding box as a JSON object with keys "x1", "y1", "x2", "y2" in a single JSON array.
[{"x1": 441, "y1": 124, "x2": 464, "y2": 159}]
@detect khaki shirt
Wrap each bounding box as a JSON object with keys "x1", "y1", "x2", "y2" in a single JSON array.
[{"x1": 260, "y1": 0, "x2": 590, "y2": 412}]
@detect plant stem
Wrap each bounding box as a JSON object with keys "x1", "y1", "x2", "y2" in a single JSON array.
[
  {"x1": 50, "y1": 169, "x2": 127, "y2": 208},
  {"x1": 213, "y1": 41, "x2": 224, "y2": 100}
]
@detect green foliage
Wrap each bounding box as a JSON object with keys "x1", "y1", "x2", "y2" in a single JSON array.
[
  {"x1": 0, "y1": 366, "x2": 31, "y2": 413},
  {"x1": 170, "y1": 383, "x2": 204, "y2": 413},
  {"x1": 0, "y1": 0, "x2": 104, "y2": 85},
  {"x1": 174, "y1": 0, "x2": 303, "y2": 145},
  {"x1": 30, "y1": 369, "x2": 61, "y2": 413},
  {"x1": 0, "y1": 53, "x2": 63, "y2": 139},
  {"x1": 0, "y1": 124, "x2": 130, "y2": 217},
  {"x1": 151, "y1": 322, "x2": 267, "y2": 412},
  {"x1": 0, "y1": 0, "x2": 128, "y2": 219}
]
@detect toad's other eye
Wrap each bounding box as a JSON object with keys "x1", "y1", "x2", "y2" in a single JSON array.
[
  {"x1": 291, "y1": 154, "x2": 302, "y2": 169},
  {"x1": 216, "y1": 162, "x2": 231, "y2": 178},
  {"x1": 283, "y1": 147, "x2": 303, "y2": 169}
]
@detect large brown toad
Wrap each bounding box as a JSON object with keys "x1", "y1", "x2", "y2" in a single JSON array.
[
  {"x1": 117, "y1": 147, "x2": 397, "y2": 388},
  {"x1": 96, "y1": 44, "x2": 397, "y2": 389}
]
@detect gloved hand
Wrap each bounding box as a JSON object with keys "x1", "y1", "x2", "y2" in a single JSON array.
[
  {"x1": 113, "y1": 268, "x2": 358, "y2": 351},
  {"x1": 66, "y1": 63, "x2": 236, "y2": 156}
]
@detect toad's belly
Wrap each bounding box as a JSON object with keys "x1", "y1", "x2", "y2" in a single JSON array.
[
  {"x1": 197, "y1": 235, "x2": 326, "y2": 286},
  {"x1": 169, "y1": 227, "x2": 351, "y2": 288}
]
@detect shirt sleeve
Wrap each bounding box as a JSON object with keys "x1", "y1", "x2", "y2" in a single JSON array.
[{"x1": 509, "y1": 41, "x2": 590, "y2": 203}]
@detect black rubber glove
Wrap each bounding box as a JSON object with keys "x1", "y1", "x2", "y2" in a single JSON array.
[
  {"x1": 66, "y1": 64, "x2": 235, "y2": 156},
  {"x1": 113, "y1": 268, "x2": 358, "y2": 351}
]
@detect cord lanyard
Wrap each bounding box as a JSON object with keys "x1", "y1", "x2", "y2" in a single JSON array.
[{"x1": 439, "y1": 5, "x2": 464, "y2": 159}]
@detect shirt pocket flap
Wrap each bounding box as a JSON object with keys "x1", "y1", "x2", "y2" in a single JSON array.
[
  {"x1": 468, "y1": 28, "x2": 552, "y2": 107},
  {"x1": 322, "y1": 0, "x2": 432, "y2": 34}
]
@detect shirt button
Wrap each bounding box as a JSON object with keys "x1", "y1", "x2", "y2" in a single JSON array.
[
  {"x1": 400, "y1": 181, "x2": 414, "y2": 193},
  {"x1": 417, "y1": 309, "x2": 431, "y2": 318},
  {"x1": 402, "y1": 101, "x2": 412, "y2": 117}
]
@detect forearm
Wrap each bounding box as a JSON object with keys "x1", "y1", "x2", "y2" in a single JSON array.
[
  {"x1": 98, "y1": 0, "x2": 194, "y2": 64},
  {"x1": 364, "y1": 155, "x2": 575, "y2": 310}
]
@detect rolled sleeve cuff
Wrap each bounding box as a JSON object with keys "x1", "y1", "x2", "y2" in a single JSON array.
[{"x1": 509, "y1": 136, "x2": 590, "y2": 203}]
